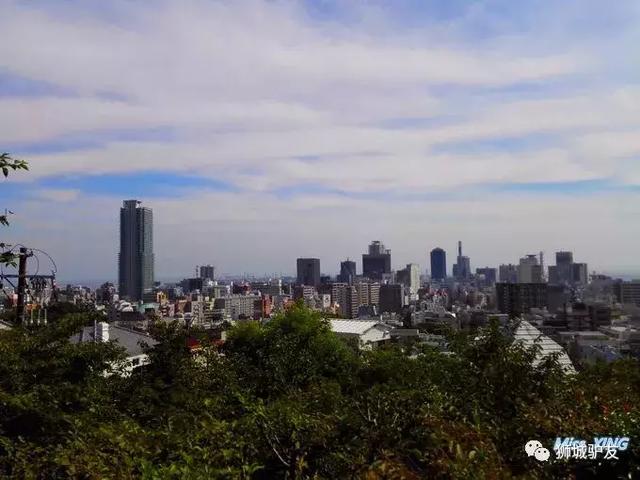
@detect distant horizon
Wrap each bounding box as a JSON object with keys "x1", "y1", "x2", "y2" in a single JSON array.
[{"x1": 58, "y1": 270, "x2": 640, "y2": 289}]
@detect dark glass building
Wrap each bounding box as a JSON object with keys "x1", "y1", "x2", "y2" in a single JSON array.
[
  {"x1": 430, "y1": 247, "x2": 447, "y2": 281},
  {"x1": 296, "y1": 258, "x2": 321, "y2": 286},
  {"x1": 379, "y1": 284, "x2": 405, "y2": 314},
  {"x1": 338, "y1": 259, "x2": 357, "y2": 284},
  {"x1": 119, "y1": 199, "x2": 154, "y2": 301},
  {"x1": 362, "y1": 241, "x2": 391, "y2": 281}
]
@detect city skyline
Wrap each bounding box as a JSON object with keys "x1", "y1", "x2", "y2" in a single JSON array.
[
  {"x1": 56, "y1": 207, "x2": 637, "y2": 285},
  {"x1": 1, "y1": 0, "x2": 640, "y2": 280}
]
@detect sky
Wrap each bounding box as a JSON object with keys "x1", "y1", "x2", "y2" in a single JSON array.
[{"x1": 1, "y1": 0, "x2": 640, "y2": 282}]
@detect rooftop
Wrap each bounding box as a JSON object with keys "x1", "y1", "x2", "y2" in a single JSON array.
[
  {"x1": 69, "y1": 324, "x2": 157, "y2": 357},
  {"x1": 330, "y1": 319, "x2": 390, "y2": 336},
  {"x1": 513, "y1": 320, "x2": 576, "y2": 374}
]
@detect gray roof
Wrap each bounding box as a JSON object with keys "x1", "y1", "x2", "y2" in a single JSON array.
[
  {"x1": 69, "y1": 324, "x2": 157, "y2": 357},
  {"x1": 513, "y1": 320, "x2": 576, "y2": 374},
  {"x1": 330, "y1": 319, "x2": 391, "y2": 335}
]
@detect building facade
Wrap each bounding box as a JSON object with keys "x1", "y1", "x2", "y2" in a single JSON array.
[
  {"x1": 517, "y1": 255, "x2": 544, "y2": 283},
  {"x1": 430, "y1": 248, "x2": 447, "y2": 282},
  {"x1": 331, "y1": 283, "x2": 359, "y2": 319},
  {"x1": 548, "y1": 251, "x2": 588, "y2": 285},
  {"x1": 499, "y1": 264, "x2": 518, "y2": 283},
  {"x1": 452, "y1": 241, "x2": 471, "y2": 281},
  {"x1": 338, "y1": 259, "x2": 357, "y2": 284},
  {"x1": 397, "y1": 263, "x2": 420, "y2": 295},
  {"x1": 476, "y1": 267, "x2": 497, "y2": 286},
  {"x1": 496, "y1": 282, "x2": 547, "y2": 317},
  {"x1": 199, "y1": 265, "x2": 215, "y2": 280},
  {"x1": 614, "y1": 281, "x2": 640, "y2": 306},
  {"x1": 118, "y1": 200, "x2": 154, "y2": 301},
  {"x1": 296, "y1": 258, "x2": 321, "y2": 286},
  {"x1": 379, "y1": 284, "x2": 405, "y2": 314},
  {"x1": 362, "y1": 241, "x2": 391, "y2": 281}
]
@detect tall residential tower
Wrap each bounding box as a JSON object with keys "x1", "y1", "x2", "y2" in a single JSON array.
[{"x1": 118, "y1": 199, "x2": 154, "y2": 301}]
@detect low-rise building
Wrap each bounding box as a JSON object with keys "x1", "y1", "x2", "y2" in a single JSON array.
[
  {"x1": 330, "y1": 319, "x2": 392, "y2": 349},
  {"x1": 69, "y1": 322, "x2": 157, "y2": 375},
  {"x1": 512, "y1": 320, "x2": 575, "y2": 374}
]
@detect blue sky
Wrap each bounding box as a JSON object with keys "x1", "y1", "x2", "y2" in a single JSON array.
[{"x1": 1, "y1": 0, "x2": 639, "y2": 280}]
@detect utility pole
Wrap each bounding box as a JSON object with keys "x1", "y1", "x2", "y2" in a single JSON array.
[{"x1": 16, "y1": 247, "x2": 29, "y2": 325}]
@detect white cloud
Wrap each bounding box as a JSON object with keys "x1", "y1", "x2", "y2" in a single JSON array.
[
  {"x1": 36, "y1": 189, "x2": 80, "y2": 202},
  {"x1": 1, "y1": 0, "x2": 639, "y2": 278}
]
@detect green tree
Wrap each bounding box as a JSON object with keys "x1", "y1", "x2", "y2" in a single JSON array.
[{"x1": 0, "y1": 153, "x2": 29, "y2": 266}]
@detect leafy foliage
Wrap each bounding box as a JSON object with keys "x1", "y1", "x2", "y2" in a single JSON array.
[
  {"x1": 0, "y1": 153, "x2": 29, "y2": 266},
  {"x1": 0, "y1": 153, "x2": 28, "y2": 179},
  {"x1": 0, "y1": 305, "x2": 637, "y2": 478}
]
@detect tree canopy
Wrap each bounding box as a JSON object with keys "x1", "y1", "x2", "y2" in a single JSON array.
[
  {"x1": 0, "y1": 304, "x2": 637, "y2": 479},
  {"x1": 0, "y1": 153, "x2": 29, "y2": 266}
]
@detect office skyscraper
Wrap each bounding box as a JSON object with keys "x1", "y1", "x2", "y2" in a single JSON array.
[
  {"x1": 430, "y1": 248, "x2": 446, "y2": 281},
  {"x1": 517, "y1": 254, "x2": 544, "y2": 283},
  {"x1": 199, "y1": 265, "x2": 215, "y2": 280},
  {"x1": 548, "y1": 251, "x2": 589, "y2": 285},
  {"x1": 338, "y1": 259, "x2": 357, "y2": 284},
  {"x1": 499, "y1": 264, "x2": 518, "y2": 283},
  {"x1": 362, "y1": 241, "x2": 391, "y2": 280},
  {"x1": 296, "y1": 258, "x2": 321, "y2": 286},
  {"x1": 452, "y1": 241, "x2": 471, "y2": 281},
  {"x1": 118, "y1": 199, "x2": 154, "y2": 301},
  {"x1": 379, "y1": 284, "x2": 405, "y2": 314},
  {"x1": 476, "y1": 267, "x2": 497, "y2": 286}
]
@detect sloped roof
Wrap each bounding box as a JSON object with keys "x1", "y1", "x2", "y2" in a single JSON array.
[
  {"x1": 513, "y1": 320, "x2": 576, "y2": 374},
  {"x1": 330, "y1": 319, "x2": 390, "y2": 336},
  {"x1": 69, "y1": 324, "x2": 157, "y2": 357}
]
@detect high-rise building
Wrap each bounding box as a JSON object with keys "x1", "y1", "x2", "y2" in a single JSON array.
[
  {"x1": 476, "y1": 267, "x2": 497, "y2": 286},
  {"x1": 331, "y1": 283, "x2": 359, "y2": 318},
  {"x1": 362, "y1": 241, "x2": 391, "y2": 280},
  {"x1": 199, "y1": 265, "x2": 215, "y2": 280},
  {"x1": 452, "y1": 241, "x2": 471, "y2": 281},
  {"x1": 548, "y1": 251, "x2": 588, "y2": 285},
  {"x1": 355, "y1": 281, "x2": 380, "y2": 307},
  {"x1": 517, "y1": 255, "x2": 544, "y2": 283},
  {"x1": 338, "y1": 259, "x2": 357, "y2": 284},
  {"x1": 499, "y1": 264, "x2": 518, "y2": 283},
  {"x1": 397, "y1": 264, "x2": 420, "y2": 295},
  {"x1": 496, "y1": 283, "x2": 547, "y2": 317},
  {"x1": 556, "y1": 251, "x2": 574, "y2": 265},
  {"x1": 379, "y1": 284, "x2": 405, "y2": 314},
  {"x1": 572, "y1": 263, "x2": 588, "y2": 285},
  {"x1": 614, "y1": 281, "x2": 640, "y2": 306},
  {"x1": 430, "y1": 248, "x2": 447, "y2": 281},
  {"x1": 118, "y1": 199, "x2": 154, "y2": 301},
  {"x1": 296, "y1": 258, "x2": 321, "y2": 286}
]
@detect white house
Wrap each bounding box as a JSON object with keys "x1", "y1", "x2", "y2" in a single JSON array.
[
  {"x1": 330, "y1": 319, "x2": 392, "y2": 349},
  {"x1": 69, "y1": 321, "x2": 157, "y2": 375}
]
